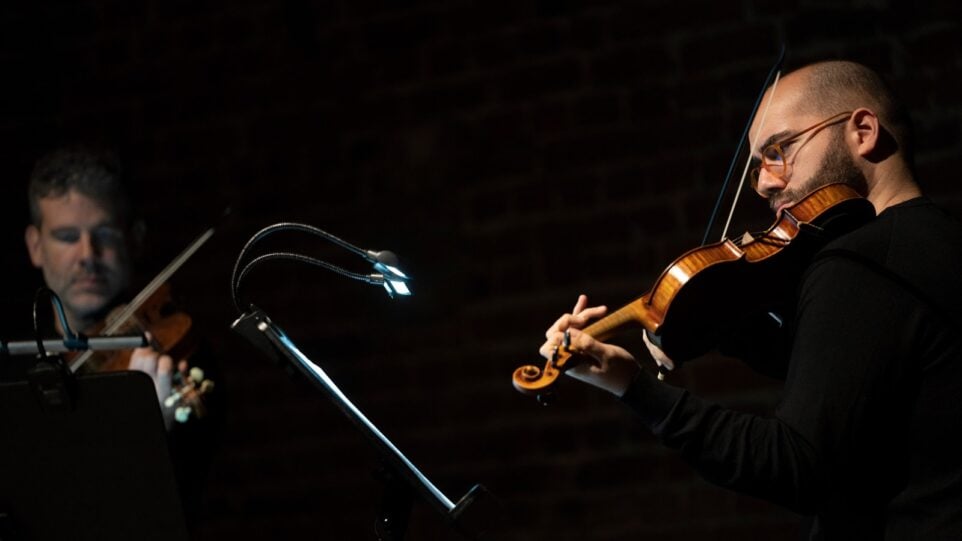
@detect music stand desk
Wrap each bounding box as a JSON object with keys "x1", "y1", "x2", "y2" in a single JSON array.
[{"x1": 0, "y1": 370, "x2": 189, "y2": 541}]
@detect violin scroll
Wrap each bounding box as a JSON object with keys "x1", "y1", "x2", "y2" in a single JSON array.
[
  {"x1": 164, "y1": 365, "x2": 215, "y2": 423},
  {"x1": 512, "y1": 345, "x2": 581, "y2": 396}
]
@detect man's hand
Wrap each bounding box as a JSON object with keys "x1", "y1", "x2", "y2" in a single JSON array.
[
  {"x1": 127, "y1": 332, "x2": 176, "y2": 430},
  {"x1": 539, "y1": 294, "x2": 641, "y2": 397},
  {"x1": 642, "y1": 330, "x2": 675, "y2": 372}
]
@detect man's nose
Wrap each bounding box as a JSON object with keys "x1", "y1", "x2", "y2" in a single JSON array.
[
  {"x1": 78, "y1": 232, "x2": 101, "y2": 261},
  {"x1": 754, "y1": 167, "x2": 788, "y2": 198}
]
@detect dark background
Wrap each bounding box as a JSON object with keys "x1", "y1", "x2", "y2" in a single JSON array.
[{"x1": 2, "y1": 1, "x2": 960, "y2": 539}]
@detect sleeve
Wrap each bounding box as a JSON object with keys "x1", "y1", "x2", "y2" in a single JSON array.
[
  {"x1": 619, "y1": 255, "x2": 917, "y2": 512},
  {"x1": 716, "y1": 309, "x2": 792, "y2": 379}
]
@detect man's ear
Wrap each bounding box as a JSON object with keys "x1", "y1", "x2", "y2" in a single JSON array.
[
  {"x1": 851, "y1": 108, "x2": 881, "y2": 158},
  {"x1": 25, "y1": 224, "x2": 43, "y2": 268}
]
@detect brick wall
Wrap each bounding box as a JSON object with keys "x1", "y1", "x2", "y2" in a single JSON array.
[{"x1": 1, "y1": 2, "x2": 960, "y2": 539}]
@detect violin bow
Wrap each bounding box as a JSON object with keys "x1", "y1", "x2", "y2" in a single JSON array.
[{"x1": 701, "y1": 44, "x2": 786, "y2": 245}]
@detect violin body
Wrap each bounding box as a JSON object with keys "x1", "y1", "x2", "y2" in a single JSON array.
[
  {"x1": 513, "y1": 183, "x2": 875, "y2": 396},
  {"x1": 72, "y1": 282, "x2": 195, "y2": 373}
]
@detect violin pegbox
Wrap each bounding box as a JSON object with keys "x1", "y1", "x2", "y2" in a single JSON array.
[{"x1": 164, "y1": 364, "x2": 214, "y2": 423}]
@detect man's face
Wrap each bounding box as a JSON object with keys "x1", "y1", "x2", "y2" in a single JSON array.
[
  {"x1": 749, "y1": 74, "x2": 866, "y2": 214},
  {"x1": 25, "y1": 190, "x2": 131, "y2": 327},
  {"x1": 767, "y1": 128, "x2": 868, "y2": 215}
]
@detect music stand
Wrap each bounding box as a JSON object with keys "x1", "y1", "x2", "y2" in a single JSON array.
[
  {"x1": 232, "y1": 308, "x2": 501, "y2": 540},
  {"x1": 0, "y1": 369, "x2": 189, "y2": 541}
]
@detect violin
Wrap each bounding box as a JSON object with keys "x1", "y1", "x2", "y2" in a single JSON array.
[
  {"x1": 512, "y1": 183, "x2": 875, "y2": 398},
  {"x1": 76, "y1": 282, "x2": 194, "y2": 373},
  {"x1": 69, "y1": 227, "x2": 216, "y2": 422}
]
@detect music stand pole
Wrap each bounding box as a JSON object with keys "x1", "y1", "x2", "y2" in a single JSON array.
[{"x1": 231, "y1": 308, "x2": 497, "y2": 540}]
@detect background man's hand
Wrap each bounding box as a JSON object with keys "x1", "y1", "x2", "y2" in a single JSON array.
[{"x1": 128, "y1": 332, "x2": 175, "y2": 429}]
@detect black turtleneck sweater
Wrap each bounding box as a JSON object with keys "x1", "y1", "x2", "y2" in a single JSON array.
[{"x1": 621, "y1": 197, "x2": 962, "y2": 539}]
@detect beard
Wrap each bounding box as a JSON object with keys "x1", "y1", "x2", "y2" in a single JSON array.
[{"x1": 770, "y1": 129, "x2": 868, "y2": 214}]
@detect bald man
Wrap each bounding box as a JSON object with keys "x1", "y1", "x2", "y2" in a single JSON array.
[{"x1": 541, "y1": 61, "x2": 962, "y2": 538}]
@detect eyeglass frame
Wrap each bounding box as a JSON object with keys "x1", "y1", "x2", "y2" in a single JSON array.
[{"x1": 750, "y1": 111, "x2": 853, "y2": 189}]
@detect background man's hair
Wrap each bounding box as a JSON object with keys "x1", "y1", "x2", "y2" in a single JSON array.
[
  {"x1": 27, "y1": 145, "x2": 131, "y2": 227},
  {"x1": 800, "y1": 60, "x2": 915, "y2": 169}
]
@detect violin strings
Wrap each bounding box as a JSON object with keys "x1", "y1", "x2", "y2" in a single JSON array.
[{"x1": 733, "y1": 231, "x2": 791, "y2": 250}]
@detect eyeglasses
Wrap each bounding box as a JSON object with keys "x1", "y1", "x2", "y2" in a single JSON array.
[{"x1": 750, "y1": 111, "x2": 852, "y2": 189}]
